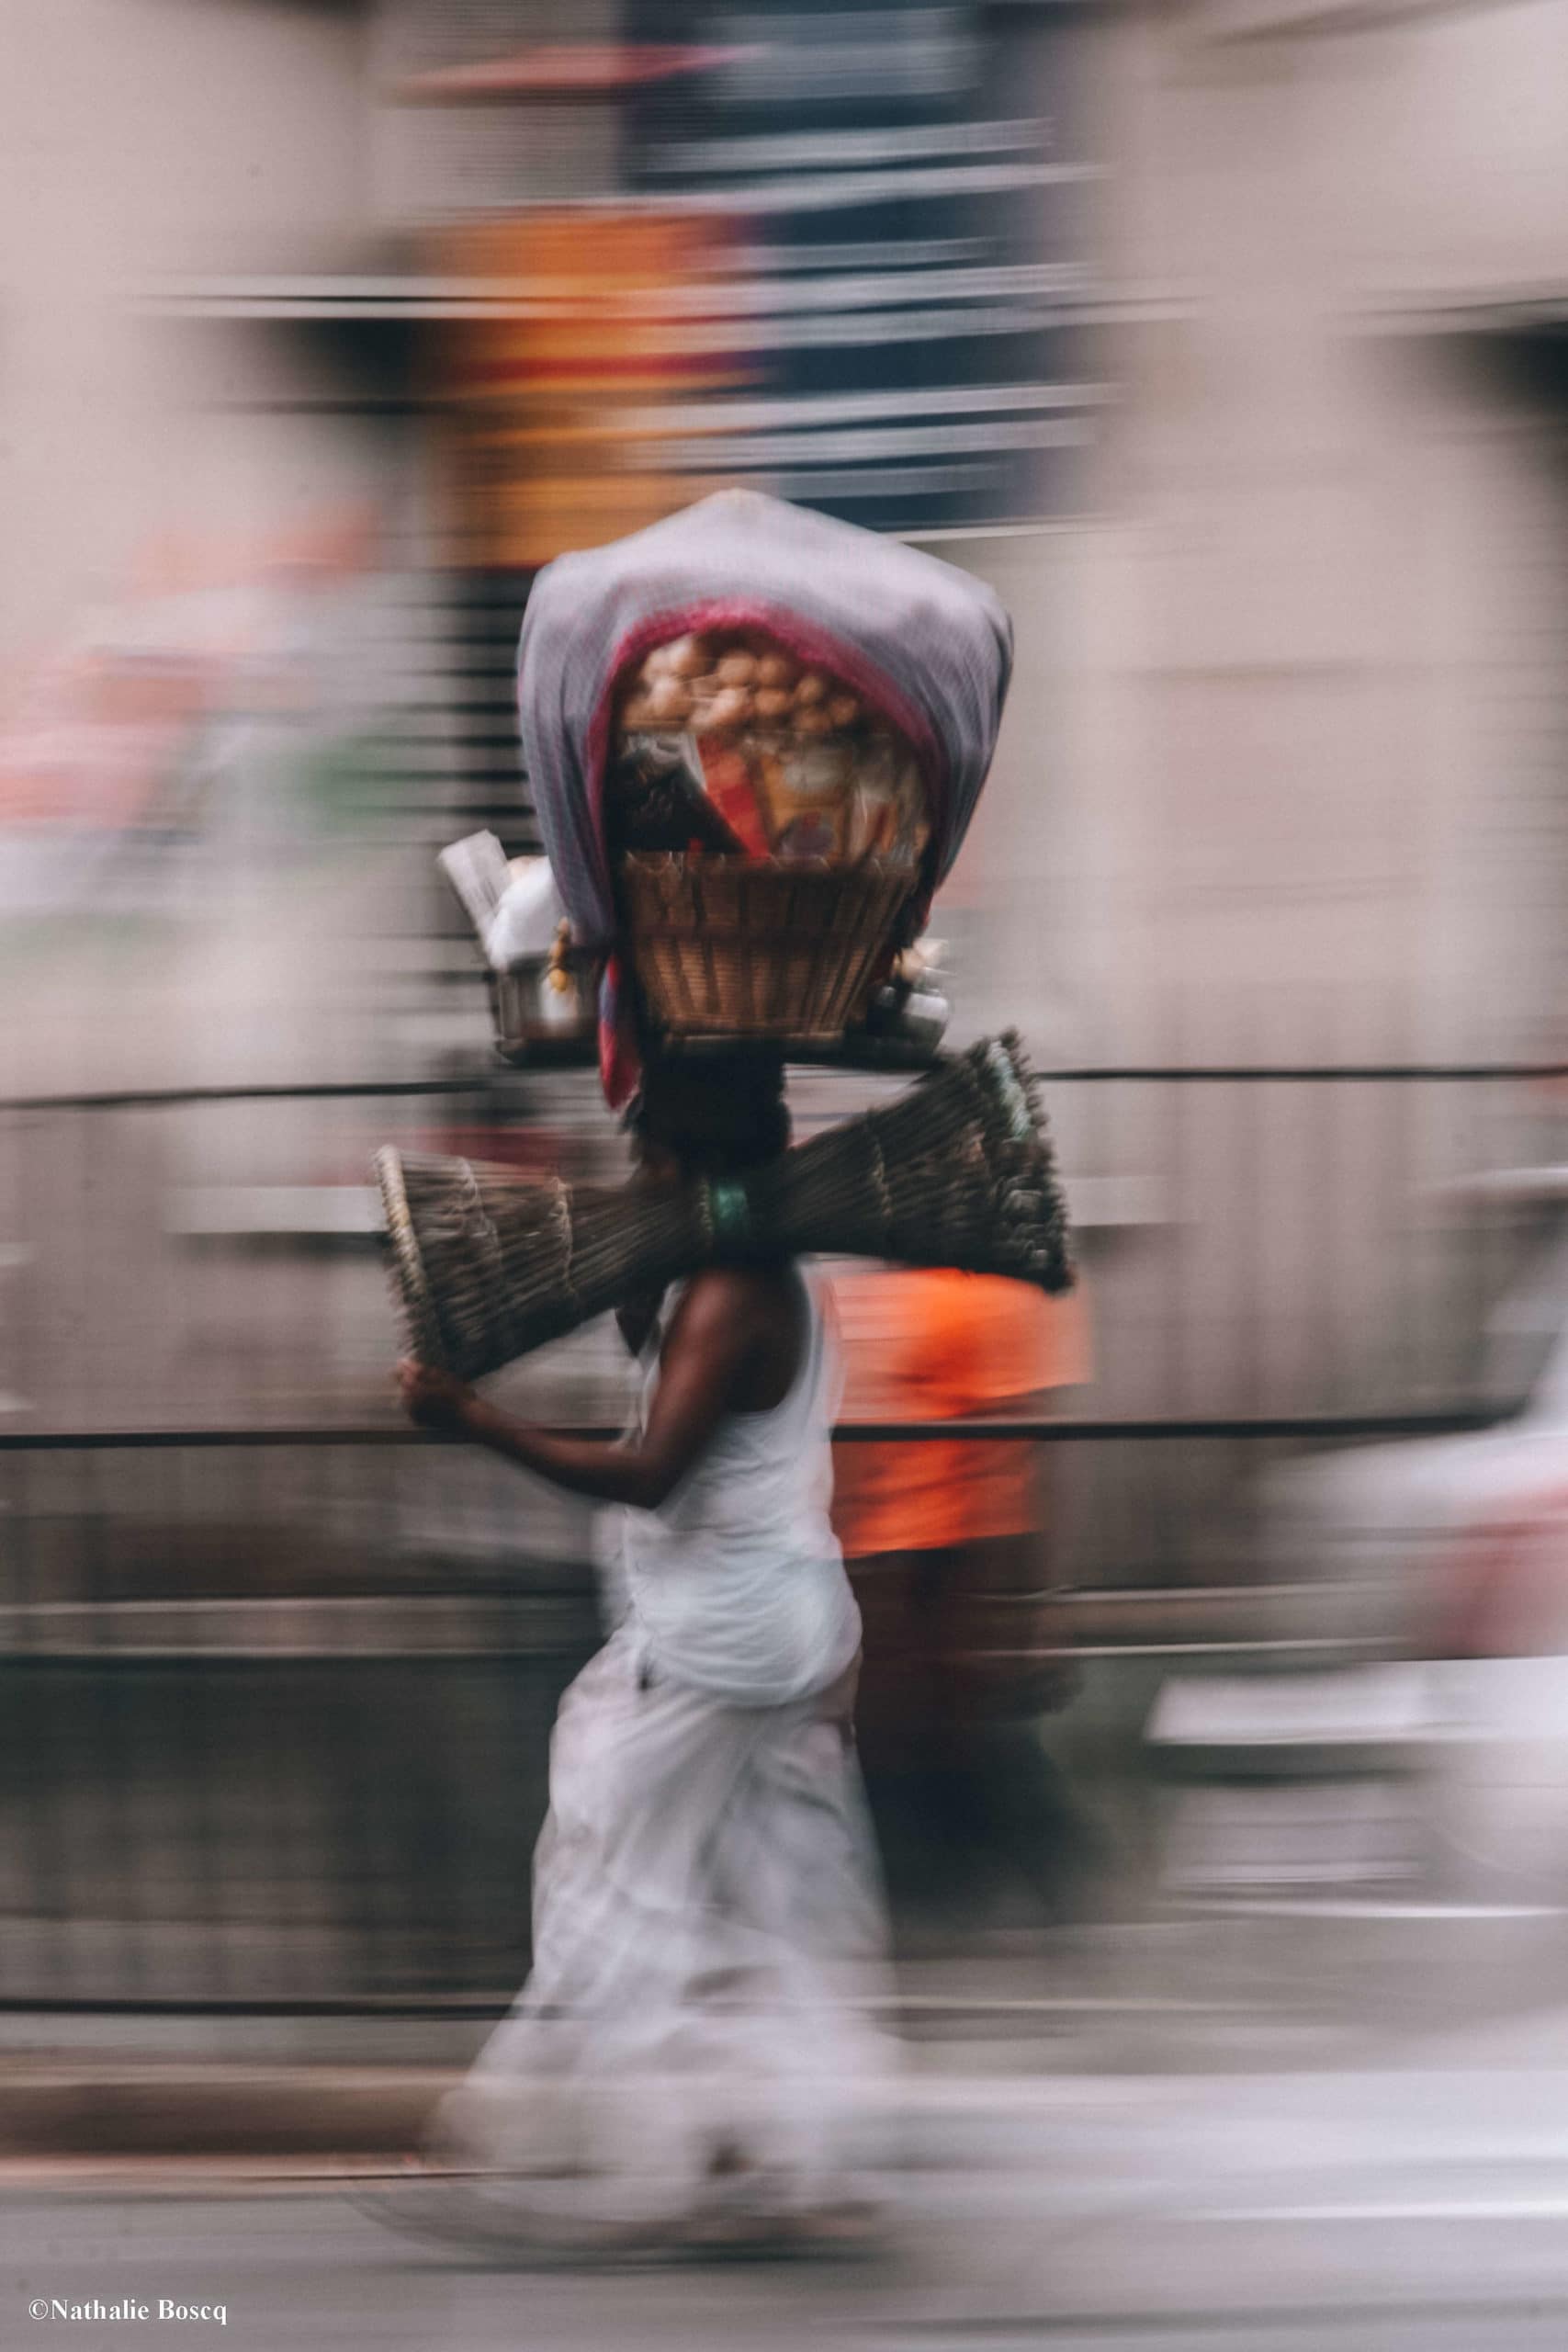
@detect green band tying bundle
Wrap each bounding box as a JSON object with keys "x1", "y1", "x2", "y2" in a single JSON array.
[{"x1": 705, "y1": 1180, "x2": 755, "y2": 1252}]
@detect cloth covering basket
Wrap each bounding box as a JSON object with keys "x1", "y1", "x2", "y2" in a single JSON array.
[{"x1": 516, "y1": 489, "x2": 1012, "y2": 1101}]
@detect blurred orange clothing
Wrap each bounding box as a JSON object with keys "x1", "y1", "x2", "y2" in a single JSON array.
[{"x1": 829, "y1": 1268, "x2": 1089, "y2": 1559}]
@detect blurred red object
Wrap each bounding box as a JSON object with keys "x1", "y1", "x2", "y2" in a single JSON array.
[{"x1": 1434, "y1": 1486, "x2": 1568, "y2": 1659}]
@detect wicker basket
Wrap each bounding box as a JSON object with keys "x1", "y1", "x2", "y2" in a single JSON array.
[{"x1": 620, "y1": 854, "x2": 918, "y2": 1044}]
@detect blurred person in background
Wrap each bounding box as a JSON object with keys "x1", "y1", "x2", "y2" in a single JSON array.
[
  {"x1": 396, "y1": 1048, "x2": 889, "y2": 2252},
  {"x1": 829, "y1": 1266, "x2": 1096, "y2": 1929}
]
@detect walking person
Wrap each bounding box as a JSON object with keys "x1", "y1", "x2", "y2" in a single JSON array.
[
  {"x1": 393, "y1": 1047, "x2": 892, "y2": 2253},
  {"x1": 830, "y1": 1265, "x2": 1095, "y2": 1928}
]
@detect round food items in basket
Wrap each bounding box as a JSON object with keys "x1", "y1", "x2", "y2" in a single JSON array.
[
  {"x1": 607, "y1": 627, "x2": 931, "y2": 1045},
  {"x1": 606, "y1": 628, "x2": 931, "y2": 869}
]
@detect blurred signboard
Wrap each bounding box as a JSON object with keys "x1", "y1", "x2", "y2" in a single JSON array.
[
  {"x1": 401, "y1": 2, "x2": 1097, "y2": 550},
  {"x1": 621, "y1": 0, "x2": 1100, "y2": 535},
  {"x1": 433, "y1": 210, "x2": 746, "y2": 569}
]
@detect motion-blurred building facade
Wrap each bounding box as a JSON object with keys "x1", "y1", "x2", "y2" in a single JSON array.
[{"x1": 6, "y1": 0, "x2": 1568, "y2": 2003}]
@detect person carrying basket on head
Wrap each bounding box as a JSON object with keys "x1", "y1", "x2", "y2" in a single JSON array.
[{"x1": 376, "y1": 492, "x2": 1040, "y2": 2256}]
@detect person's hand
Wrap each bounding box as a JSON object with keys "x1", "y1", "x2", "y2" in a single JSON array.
[{"x1": 397, "y1": 1359, "x2": 477, "y2": 1434}]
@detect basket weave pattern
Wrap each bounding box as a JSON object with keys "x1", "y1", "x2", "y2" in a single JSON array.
[{"x1": 620, "y1": 854, "x2": 917, "y2": 1042}]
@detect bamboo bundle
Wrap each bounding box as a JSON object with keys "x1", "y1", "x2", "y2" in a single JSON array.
[{"x1": 376, "y1": 1032, "x2": 1072, "y2": 1382}]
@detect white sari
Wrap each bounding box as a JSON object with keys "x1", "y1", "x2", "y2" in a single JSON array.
[{"x1": 437, "y1": 1274, "x2": 895, "y2": 2225}]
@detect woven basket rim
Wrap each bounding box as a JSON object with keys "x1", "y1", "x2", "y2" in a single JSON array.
[
  {"x1": 373, "y1": 1144, "x2": 448, "y2": 1372},
  {"x1": 642, "y1": 1026, "x2": 852, "y2": 1046},
  {"x1": 618, "y1": 849, "x2": 919, "y2": 1046}
]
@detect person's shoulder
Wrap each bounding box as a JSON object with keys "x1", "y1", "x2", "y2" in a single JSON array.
[
  {"x1": 678, "y1": 1262, "x2": 793, "y2": 1323},
  {"x1": 666, "y1": 1262, "x2": 798, "y2": 1350}
]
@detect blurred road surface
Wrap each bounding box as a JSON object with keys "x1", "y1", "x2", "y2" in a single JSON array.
[{"x1": 6, "y1": 2030, "x2": 1568, "y2": 2350}]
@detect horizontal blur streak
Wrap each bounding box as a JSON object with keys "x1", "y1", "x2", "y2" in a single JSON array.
[{"x1": 2, "y1": 0, "x2": 1568, "y2": 2256}]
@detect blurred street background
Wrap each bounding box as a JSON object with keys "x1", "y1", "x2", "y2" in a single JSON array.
[{"x1": 10, "y1": 0, "x2": 1568, "y2": 2337}]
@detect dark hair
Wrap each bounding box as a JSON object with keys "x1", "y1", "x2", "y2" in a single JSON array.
[{"x1": 627, "y1": 1046, "x2": 791, "y2": 1178}]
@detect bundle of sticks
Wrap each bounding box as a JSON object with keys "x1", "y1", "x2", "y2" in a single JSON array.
[{"x1": 376, "y1": 1033, "x2": 1072, "y2": 1383}]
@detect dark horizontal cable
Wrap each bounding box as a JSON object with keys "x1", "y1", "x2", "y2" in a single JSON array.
[
  {"x1": 0, "y1": 1078, "x2": 486, "y2": 1114},
  {"x1": 1043, "y1": 1064, "x2": 1568, "y2": 1084},
  {"x1": 0, "y1": 1995, "x2": 516, "y2": 2018},
  {"x1": 5, "y1": 1065, "x2": 1565, "y2": 1114},
  {"x1": 0, "y1": 1408, "x2": 1513, "y2": 1452}
]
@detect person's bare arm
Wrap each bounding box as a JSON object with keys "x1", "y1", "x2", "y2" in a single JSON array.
[{"x1": 397, "y1": 1272, "x2": 757, "y2": 1510}]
